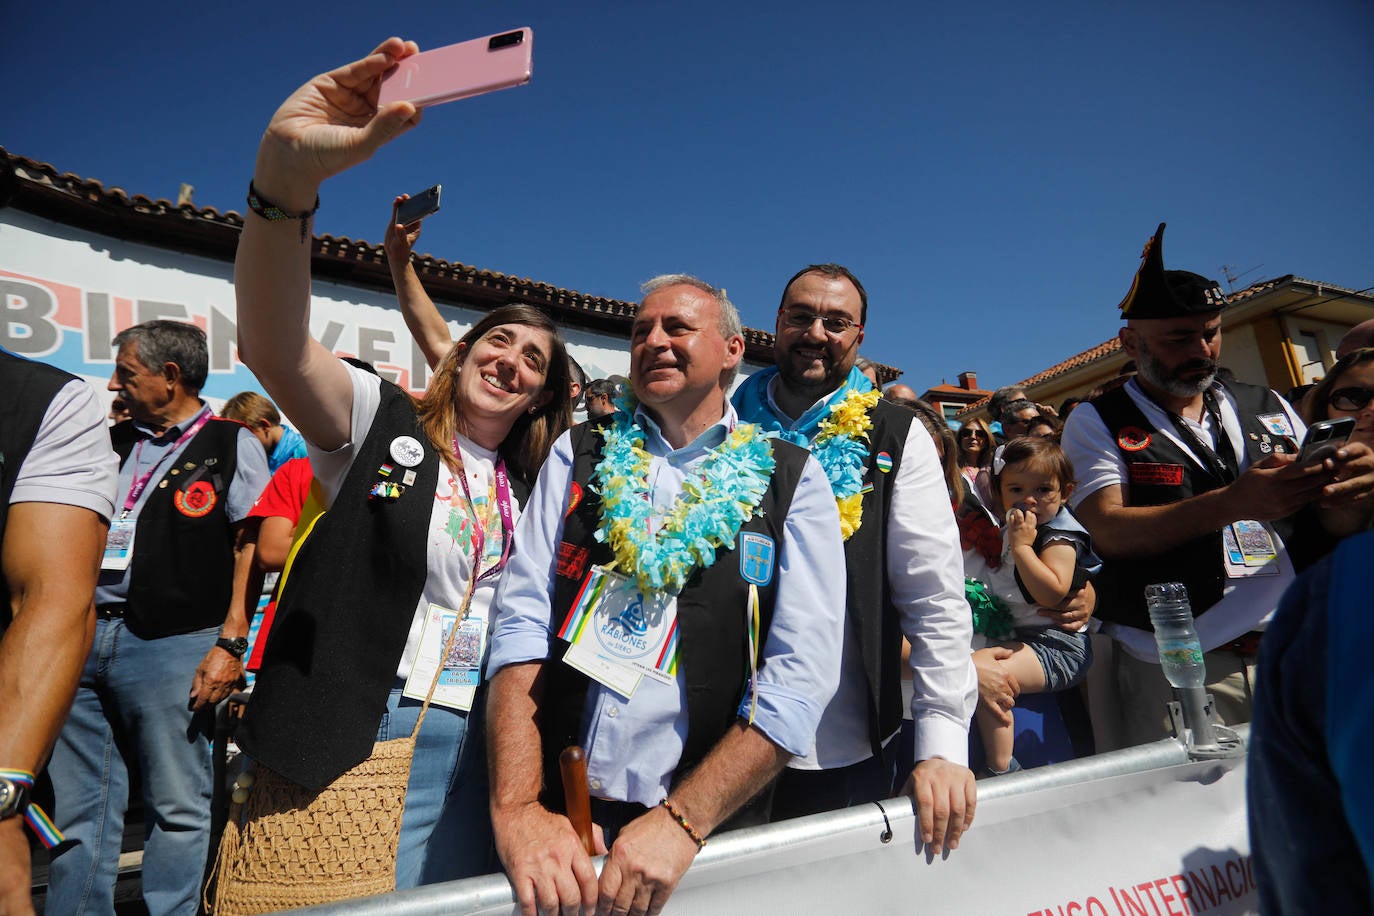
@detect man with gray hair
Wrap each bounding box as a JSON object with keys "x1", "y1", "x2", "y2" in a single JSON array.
[
  {"x1": 46, "y1": 320, "x2": 270, "y2": 916},
  {"x1": 488, "y1": 275, "x2": 846, "y2": 916}
]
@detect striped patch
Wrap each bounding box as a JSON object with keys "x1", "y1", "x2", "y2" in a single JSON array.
[{"x1": 875, "y1": 452, "x2": 893, "y2": 473}]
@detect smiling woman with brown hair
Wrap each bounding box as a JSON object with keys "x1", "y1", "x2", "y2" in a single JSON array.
[{"x1": 224, "y1": 39, "x2": 574, "y2": 898}]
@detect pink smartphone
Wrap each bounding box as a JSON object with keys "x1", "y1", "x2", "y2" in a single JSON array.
[{"x1": 378, "y1": 28, "x2": 533, "y2": 109}]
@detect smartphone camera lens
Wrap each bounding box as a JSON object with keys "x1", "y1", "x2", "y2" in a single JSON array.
[{"x1": 489, "y1": 30, "x2": 524, "y2": 50}]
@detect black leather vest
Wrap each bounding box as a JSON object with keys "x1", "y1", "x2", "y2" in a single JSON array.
[
  {"x1": 840, "y1": 399, "x2": 913, "y2": 757},
  {"x1": 538, "y1": 418, "x2": 808, "y2": 822},
  {"x1": 240, "y1": 381, "x2": 456, "y2": 789},
  {"x1": 1089, "y1": 380, "x2": 1295, "y2": 630},
  {"x1": 111, "y1": 413, "x2": 243, "y2": 639}
]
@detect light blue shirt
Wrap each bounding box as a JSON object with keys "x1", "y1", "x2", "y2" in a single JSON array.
[{"x1": 489, "y1": 403, "x2": 847, "y2": 807}]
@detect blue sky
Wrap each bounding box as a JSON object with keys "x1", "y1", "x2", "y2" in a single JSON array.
[{"x1": 6, "y1": 0, "x2": 1372, "y2": 392}]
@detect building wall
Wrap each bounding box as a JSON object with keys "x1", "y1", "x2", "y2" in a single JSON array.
[{"x1": 1, "y1": 210, "x2": 768, "y2": 417}]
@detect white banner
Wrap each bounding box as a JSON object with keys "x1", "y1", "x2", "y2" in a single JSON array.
[
  {"x1": 350, "y1": 752, "x2": 1254, "y2": 916},
  {"x1": 0, "y1": 211, "x2": 648, "y2": 407}
]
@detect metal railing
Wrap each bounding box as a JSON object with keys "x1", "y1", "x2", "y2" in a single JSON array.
[{"x1": 287, "y1": 726, "x2": 1249, "y2": 915}]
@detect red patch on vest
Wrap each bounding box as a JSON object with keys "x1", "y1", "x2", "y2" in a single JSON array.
[
  {"x1": 556, "y1": 542, "x2": 590, "y2": 581},
  {"x1": 1117, "y1": 426, "x2": 1153, "y2": 452},
  {"x1": 1128, "y1": 462, "x2": 1185, "y2": 486},
  {"x1": 174, "y1": 480, "x2": 217, "y2": 518},
  {"x1": 566, "y1": 481, "x2": 583, "y2": 516}
]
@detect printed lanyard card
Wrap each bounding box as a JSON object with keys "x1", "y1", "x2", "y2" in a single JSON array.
[
  {"x1": 102, "y1": 519, "x2": 137, "y2": 571},
  {"x1": 403, "y1": 603, "x2": 487, "y2": 712},
  {"x1": 561, "y1": 566, "x2": 679, "y2": 698},
  {"x1": 1222, "y1": 521, "x2": 1279, "y2": 578}
]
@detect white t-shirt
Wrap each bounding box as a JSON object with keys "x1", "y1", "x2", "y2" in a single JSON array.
[
  {"x1": 1062, "y1": 378, "x2": 1305, "y2": 661},
  {"x1": 11, "y1": 378, "x2": 118, "y2": 520},
  {"x1": 307, "y1": 365, "x2": 520, "y2": 678}
]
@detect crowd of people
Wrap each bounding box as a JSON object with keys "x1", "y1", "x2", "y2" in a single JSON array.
[{"x1": 3, "y1": 39, "x2": 1374, "y2": 916}]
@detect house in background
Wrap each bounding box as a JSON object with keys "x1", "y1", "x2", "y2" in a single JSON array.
[
  {"x1": 920, "y1": 371, "x2": 991, "y2": 424},
  {"x1": 952, "y1": 275, "x2": 1374, "y2": 423}
]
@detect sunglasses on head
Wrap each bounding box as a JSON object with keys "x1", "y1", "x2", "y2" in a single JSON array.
[{"x1": 1329, "y1": 386, "x2": 1374, "y2": 411}]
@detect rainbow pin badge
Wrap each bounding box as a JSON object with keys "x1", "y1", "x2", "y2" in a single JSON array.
[{"x1": 875, "y1": 452, "x2": 893, "y2": 473}]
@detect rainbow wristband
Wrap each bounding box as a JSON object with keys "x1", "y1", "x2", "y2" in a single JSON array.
[{"x1": 0, "y1": 769, "x2": 64, "y2": 848}]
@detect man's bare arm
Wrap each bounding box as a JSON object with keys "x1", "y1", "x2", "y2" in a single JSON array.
[
  {"x1": 190, "y1": 519, "x2": 260, "y2": 710},
  {"x1": 597, "y1": 722, "x2": 789, "y2": 916},
  {"x1": 488, "y1": 661, "x2": 599, "y2": 916},
  {"x1": 0, "y1": 503, "x2": 105, "y2": 916},
  {"x1": 1076, "y1": 455, "x2": 1332, "y2": 559}
]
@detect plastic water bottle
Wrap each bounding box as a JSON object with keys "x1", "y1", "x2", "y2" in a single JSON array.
[{"x1": 1146, "y1": 582, "x2": 1206, "y2": 689}]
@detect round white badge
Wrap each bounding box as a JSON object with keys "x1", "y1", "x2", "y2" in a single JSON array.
[{"x1": 389, "y1": 435, "x2": 425, "y2": 467}]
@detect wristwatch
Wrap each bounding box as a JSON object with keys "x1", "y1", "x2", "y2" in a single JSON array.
[
  {"x1": 215, "y1": 636, "x2": 250, "y2": 659},
  {"x1": 0, "y1": 774, "x2": 31, "y2": 820}
]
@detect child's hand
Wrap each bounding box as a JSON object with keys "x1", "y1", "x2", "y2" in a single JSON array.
[{"x1": 1006, "y1": 505, "x2": 1037, "y2": 549}]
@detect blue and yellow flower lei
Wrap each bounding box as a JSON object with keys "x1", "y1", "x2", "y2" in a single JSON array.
[
  {"x1": 592, "y1": 409, "x2": 776, "y2": 595},
  {"x1": 811, "y1": 387, "x2": 881, "y2": 540}
]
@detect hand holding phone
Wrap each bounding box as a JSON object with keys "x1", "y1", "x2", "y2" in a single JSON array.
[
  {"x1": 1298, "y1": 416, "x2": 1356, "y2": 464},
  {"x1": 395, "y1": 185, "x2": 442, "y2": 227},
  {"x1": 378, "y1": 28, "x2": 532, "y2": 109}
]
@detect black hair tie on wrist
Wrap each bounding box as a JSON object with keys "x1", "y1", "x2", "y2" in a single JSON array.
[{"x1": 246, "y1": 180, "x2": 320, "y2": 243}]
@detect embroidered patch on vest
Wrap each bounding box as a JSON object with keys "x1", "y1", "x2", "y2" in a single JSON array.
[
  {"x1": 557, "y1": 541, "x2": 590, "y2": 581},
  {"x1": 1256, "y1": 413, "x2": 1294, "y2": 437},
  {"x1": 738, "y1": 533, "x2": 775, "y2": 587},
  {"x1": 1117, "y1": 426, "x2": 1153, "y2": 452},
  {"x1": 1128, "y1": 462, "x2": 1185, "y2": 486},
  {"x1": 174, "y1": 480, "x2": 217, "y2": 518},
  {"x1": 875, "y1": 452, "x2": 893, "y2": 473},
  {"x1": 566, "y1": 481, "x2": 583, "y2": 516}
]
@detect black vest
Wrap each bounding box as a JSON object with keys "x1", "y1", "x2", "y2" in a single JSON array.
[
  {"x1": 841, "y1": 399, "x2": 914, "y2": 757},
  {"x1": 238, "y1": 381, "x2": 532, "y2": 789},
  {"x1": 1089, "y1": 380, "x2": 1295, "y2": 631},
  {"x1": 0, "y1": 350, "x2": 80, "y2": 625},
  {"x1": 240, "y1": 382, "x2": 433, "y2": 789},
  {"x1": 538, "y1": 418, "x2": 808, "y2": 819},
  {"x1": 111, "y1": 413, "x2": 243, "y2": 639}
]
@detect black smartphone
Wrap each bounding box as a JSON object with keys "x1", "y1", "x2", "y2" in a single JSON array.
[
  {"x1": 395, "y1": 185, "x2": 442, "y2": 226},
  {"x1": 1298, "y1": 416, "x2": 1356, "y2": 464}
]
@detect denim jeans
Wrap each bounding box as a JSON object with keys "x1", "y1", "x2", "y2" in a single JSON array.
[
  {"x1": 46, "y1": 620, "x2": 218, "y2": 916},
  {"x1": 377, "y1": 682, "x2": 494, "y2": 887}
]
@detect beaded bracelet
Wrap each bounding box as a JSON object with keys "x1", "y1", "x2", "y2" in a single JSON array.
[
  {"x1": 659, "y1": 798, "x2": 706, "y2": 850},
  {"x1": 246, "y1": 180, "x2": 320, "y2": 243}
]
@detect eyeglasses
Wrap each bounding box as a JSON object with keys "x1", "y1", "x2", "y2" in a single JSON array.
[
  {"x1": 958, "y1": 429, "x2": 985, "y2": 440},
  {"x1": 1329, "y1": 386, "x2": 1374, "y2": 411},
  {"x1": 781, "y1": 308, "x2": 862, "y2": 336}
]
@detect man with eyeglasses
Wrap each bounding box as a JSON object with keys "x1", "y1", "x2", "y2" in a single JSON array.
[
  {"x1": 732, "y1": 263, "x2": 978, "y2": 856},
  {"x1": 1061, "y1": 224, "x2": 1374, "y2": 749}
]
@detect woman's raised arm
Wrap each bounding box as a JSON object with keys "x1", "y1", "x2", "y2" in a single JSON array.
[{"x1": 236, "y1": 38, "x2": 423, "y2": 450}]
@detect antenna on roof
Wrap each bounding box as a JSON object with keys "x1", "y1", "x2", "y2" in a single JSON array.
[{"x1": 1220, "y1": 263, "x2": 1263, "y2": 293}]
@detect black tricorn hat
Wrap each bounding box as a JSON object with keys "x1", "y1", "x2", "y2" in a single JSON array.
[{"x1": 1117, "y1": 223, "x2": 1228, "y2": 319}]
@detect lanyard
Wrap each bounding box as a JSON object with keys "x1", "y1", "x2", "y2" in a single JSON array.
[
  {"x1": 451, "y1": 437, "x2": 515, "y2": 583},
  {"x1": 121, "y1": 411, "x2": 213, "y2": 516},
  {"x1": 1159, "y1": 388, "x2": 1240, "y2": 484}
]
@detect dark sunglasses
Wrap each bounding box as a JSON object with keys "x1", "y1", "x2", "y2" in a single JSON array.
[
  {"x1": 958, "y1": 429, "x2": 986, "y2": 440},
  {"x1": 1329, "y1": 386, "x2": 1374, "y2": 411}
]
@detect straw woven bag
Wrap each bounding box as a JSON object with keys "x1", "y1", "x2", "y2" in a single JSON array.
[{"x1": 207, "y1": 580, "x2": 476, "y2": 914}]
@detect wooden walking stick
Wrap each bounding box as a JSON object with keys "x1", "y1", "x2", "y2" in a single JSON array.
[{"x1": 559, "y1": 745, "x2": 596, "y2": 856}]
